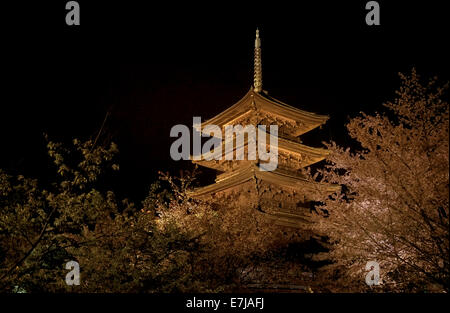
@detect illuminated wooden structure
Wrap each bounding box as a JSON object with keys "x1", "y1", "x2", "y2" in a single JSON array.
[{"x1": 189, "y1": 29, "x2": 337, "y2": 228}]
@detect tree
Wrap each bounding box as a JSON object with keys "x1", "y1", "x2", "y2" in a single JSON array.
[
  {"x1": 148, "y1": 169, "x2": 301, "y2": 291},
  {"x1": 0, "y1": 137, "x2": 123, "y2": 291},
  {"x1": 0, "y1": 137, "x2": 204, "y2": 292},
  {"x1": 308, "y1": 69, "x2": 449, "y2": 292},
  {"x1": 2, "y1": 133, "x2": 282, "y2": 292}
]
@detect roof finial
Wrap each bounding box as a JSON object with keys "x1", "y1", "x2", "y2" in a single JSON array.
[{"x1": 253, "y1": 28, "x2": 262, "y2": 93}]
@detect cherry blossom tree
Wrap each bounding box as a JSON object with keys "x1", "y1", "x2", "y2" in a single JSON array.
[{"x1": 308, "y1": 69, "x2": 449, "y2": 292}]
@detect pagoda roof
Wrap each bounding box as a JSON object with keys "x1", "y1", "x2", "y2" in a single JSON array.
[
  {"x1": 188, "y1": 163, "x2": 339, "y2": 198},
  {"x1": 191, "y1": 133, "x2": 329, "y2": 171},
  {"x1": 199, "y1": 88, "x2": 329, "y2": 137}
]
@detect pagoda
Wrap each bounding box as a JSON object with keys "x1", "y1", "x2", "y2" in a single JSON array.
[{"x1": 188, "y1": 29, "x2": 337, "y2": 228}]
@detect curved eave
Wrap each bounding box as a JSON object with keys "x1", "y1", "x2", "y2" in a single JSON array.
[
  {"x1": 188, "y1": 164, "x2": 339, "y2": 198},
  {"x1": 200, "y1": 88, "x2": 255, "y2": 127},
  {"x1": 253, "y1": 90, "x2": 329, "y2": 135},
  {"x1": 200, "y1": 88, "x2": 329, "y2": 136},
  {"x1": 190, "y1": 135, "x2": 330, "y2": 170},
  {"x1": 188, "y1": 165, "x2": 255, "y2": 197}
]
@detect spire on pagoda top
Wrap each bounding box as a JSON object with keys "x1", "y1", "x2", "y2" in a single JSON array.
[{"x1": 253, "y1": 28, "x2": 262, "y2": 93}]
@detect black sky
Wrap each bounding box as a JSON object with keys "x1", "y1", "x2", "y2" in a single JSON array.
[{"x1": 1, "y1": 0, "x2": 449, "y2": 201}]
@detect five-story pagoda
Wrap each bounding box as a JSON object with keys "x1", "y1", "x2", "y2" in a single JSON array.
[{"x1": 189, "y1": 29, "x2": 337, "y2": 229}]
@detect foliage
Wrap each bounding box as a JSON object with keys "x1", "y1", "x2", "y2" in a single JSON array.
[
  {"x1": 143, "y1": 169, "x2": 298, "y2": 291},
  {"x1": 0, "y1": 138, "x2": 205, "y2": 292},
  {"x1": 307, "y1": 69, "x2": 449, "y2": 292},
  {"x1": 1, "y1": 136, "x2": 284, "y2": 292}
]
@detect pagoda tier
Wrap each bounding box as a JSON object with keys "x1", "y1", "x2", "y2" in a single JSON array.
[
  {"x1": 190, "y1": 163, "x2": 338, "y2": 197},
  {"x1": 192, "y1": 127, "x2": 330, "y2": 172},
  {"x1": 189, "y1": 163, "x2": 339, "y2": 228},
  {"x1": 195, "y1": 88, "x2": 329, "y2": 138}
]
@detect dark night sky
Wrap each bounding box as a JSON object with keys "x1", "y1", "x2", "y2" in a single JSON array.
[{"x1": 1, "y1": 1, "x2": 449, "y2": 201}]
